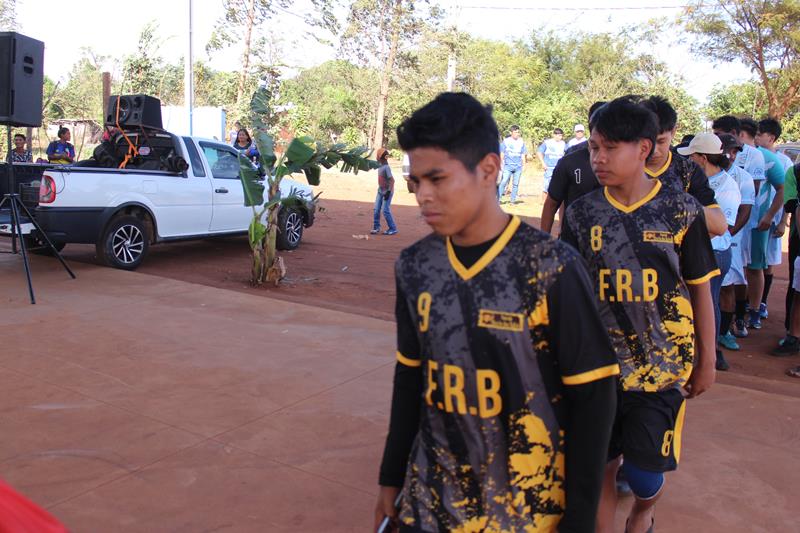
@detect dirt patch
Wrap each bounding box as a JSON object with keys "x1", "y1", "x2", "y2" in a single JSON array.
[{"x1": 55, "y1": 168, "x2": 799, "y2": 394}]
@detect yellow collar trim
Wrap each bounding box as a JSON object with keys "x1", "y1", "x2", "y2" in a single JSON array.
[
  {"x1": 446, "y1": 216, "x2": 521, "y2": 281},
  {"x1": 645, "y1": 151, "x2": 672, "y2": 178},
  {"x1": 604, "y1": 179, "x2": 662, "y2": 214}
]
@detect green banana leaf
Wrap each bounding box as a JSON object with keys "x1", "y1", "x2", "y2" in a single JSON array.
[{"x1": 239, "y1": 154, "x2": 265, "y2": 207}]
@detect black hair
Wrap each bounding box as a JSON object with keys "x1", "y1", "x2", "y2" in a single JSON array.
[
  {"x1": 712, "y1": 115, "x2": 740, "y2": 134},
  {"x1": 589, "y1": 96, "x2": 658, "y2": 157},
  {"x1": 588, "y1": 101, "x2": 607, "y2": 123},
  {"x1": 14, "y1": 133, "x2": 25, "y2": 141},
  {"x1": 758, "y1": 117, "x2": 782, "y2": 140},
  {"x1": 553, "y1": 128, "x2": 564, "y2": 135},
  {"x1": 739, "y1": 117, "x2": 758, "y2": 138},
  {"x1": 236, "y1": 128, "x2": 252, "y2": 144},
  {"x1": 640, "y1": 95, "x2": 678, "y2": 133},
  {"x1": 396, "y1": 92, "x2": 500, "y2": 171},
  {"x1": 510, "y1": 125, "x2": 520, "y2": 132},
  {"x1": 697, "y1": 152, "x2": 729, "y2": 168},
  {"x1": 57, "y1": 126, "x2": 69, "y2": 138},
  {"x1": 680, "y1": 134, "x2": 695, "y2": 144}
]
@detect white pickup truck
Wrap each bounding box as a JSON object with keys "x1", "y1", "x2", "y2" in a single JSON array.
[{"x1": 5, "y1": 131, "x2": 315, "y2": 270}]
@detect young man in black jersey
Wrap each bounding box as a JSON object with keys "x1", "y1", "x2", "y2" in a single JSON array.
[
  {"x1": 540, "y1": 101, "x2": 606, "y2": 236},
  {"x1": 639, "y1": 96, "x2": 727, "y2": 237},
  {"x1": 375, "y1": 92, "x2": 619, "y2": 533},
  {"x1": 562, "y1": 97, "x2": 718, "y2": 533}
]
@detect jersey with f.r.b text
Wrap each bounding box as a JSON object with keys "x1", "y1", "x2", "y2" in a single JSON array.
[
  {"x1": 562, "y1": 181, "x2": 719, "y2": 393},
  {"x1": 394, "y1": 216, "x2": 619, "y2": 532}
]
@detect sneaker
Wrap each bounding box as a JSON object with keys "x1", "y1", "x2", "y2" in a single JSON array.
[
  {"x1": 759, "y1": 302, "x2": 768, "y2": 319},
  {"x1": 732, "y1": 319, "x2": 748, "y2": 338},
  {"x1": 747, "y1": 310, "x2": 762, "y2": 330},
  {"x1": 384, "y1": 229, "x2": 398, "y2": 235},
  {"x1": 718, "y1": 332, "x2": 740, "y2": 351},
  {"x1": 771, "y1": 336, "x2": 800, "y2": 357},
  {"x1": 370, "y1": 228, "x2": 380, "y2": 234},
  {"x1": 716, "y1": 350, "x2": 730, "y2": 371}
]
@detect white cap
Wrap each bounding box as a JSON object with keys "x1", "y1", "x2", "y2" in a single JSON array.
[
  {"x1": 677, "y1": 132, "x2": 723, "y2": 156},
  {"x1": 574, "y1": 124, "x2": 585, "y2": 132}
]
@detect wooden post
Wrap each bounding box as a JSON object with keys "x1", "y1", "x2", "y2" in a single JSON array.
[
  {"x1": 102, "y1": 72, "x2": 111, "y2": 122},
  {"x1": 25, "y1": 127, "x2": 32, "y2": 152}
]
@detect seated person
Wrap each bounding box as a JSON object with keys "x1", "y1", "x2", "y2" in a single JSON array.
[{"x1": 46, "y1": 127, "x2": 75, "y2": 164}]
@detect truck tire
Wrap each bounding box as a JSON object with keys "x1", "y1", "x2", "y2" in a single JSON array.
[
  {"x1": 276, "y1": 207, "x2": 303, "y2": 251},
  {"x1": 96, "y1": 215, "x2": 149, "y2": 270}
]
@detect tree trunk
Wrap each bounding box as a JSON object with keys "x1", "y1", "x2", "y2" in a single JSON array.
[
  {"x1": 372, "y1": 0, "x2": 403, "y2": 150},
  {"x1": 237, "y1": 0, "x2": 257, "y2": 105}
]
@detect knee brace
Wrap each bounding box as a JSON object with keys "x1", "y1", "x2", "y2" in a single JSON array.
[{"x1": 622, "y1": 461, "x2": 664, "y2": 500}]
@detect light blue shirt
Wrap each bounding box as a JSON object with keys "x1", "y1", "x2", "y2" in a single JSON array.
[
  {"x1": 538, "y1": 139, "x2": 565, "y2": 168},
  {"x1": 708, "y1": 170, "x2": 741, "y2": 251},
  {"x1": 500, "y1": 137, "x2": 527, "y2": 170}
]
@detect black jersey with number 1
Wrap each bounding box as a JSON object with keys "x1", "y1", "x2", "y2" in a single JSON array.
[
  {"x1": 392, "y1": 216, "x2": 618, "y2": 532},
  {"x1": 562, "y1": 181, "x2": 719, "y2": 392}
]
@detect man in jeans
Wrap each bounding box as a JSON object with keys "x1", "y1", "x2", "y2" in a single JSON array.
[
  {"x1": 538, "y1": 128, "x2": 566, "y2": 201},
  {"x1": 497, "y1": 125, "x2": 527, "y2": 203},
  {"x1": 372, "y1": 148, "x2": 398, "y2": 235}
]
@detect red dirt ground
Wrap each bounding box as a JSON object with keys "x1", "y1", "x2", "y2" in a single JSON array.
[{"x1": 58, "y1": 169, "x2": 800, "y2": 397}]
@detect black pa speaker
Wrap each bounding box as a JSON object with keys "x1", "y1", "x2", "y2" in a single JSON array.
[
  {"x1": 106, "y1": 94, "x2": 163, "y2": 130},
  {"x1": 0, "y1": 32, "x2": 44, "y2": 127}
]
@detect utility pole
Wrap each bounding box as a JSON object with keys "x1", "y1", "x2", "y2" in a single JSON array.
[{"x1": 185, "y1": 0, "x2": 194, "y2": 135}]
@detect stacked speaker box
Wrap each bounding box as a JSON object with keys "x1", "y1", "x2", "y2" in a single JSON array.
[
  {"x1": 105, "y1": 94, "x2": 163, "y2": 130},
  {"x1": 0, "y1": 32, "x2": 45, "y2": 127}
]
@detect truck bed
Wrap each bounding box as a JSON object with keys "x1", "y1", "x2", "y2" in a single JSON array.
[{"x1": 0, "y1": 163, "x2": 53, "y2": 209}]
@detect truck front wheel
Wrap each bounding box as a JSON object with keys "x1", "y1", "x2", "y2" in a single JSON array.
[
  {"x1": 276, "y1": 207, "x2": 303, "y2": 251},
  {"x1": 96, "y1": 215, "x2": 150, "y2": 270}
]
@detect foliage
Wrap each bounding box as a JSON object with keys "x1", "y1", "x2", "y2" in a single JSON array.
[
  {"x1": 240, "y1": 86, "x2": 379, "y2": 285},
  {"x1": 0, "y1": 0, "x2": 17, "y2": 31},
  {"x1": 681, "y1": 0, "x2": 800, "y2": 118},
  {"x1": 705, "y1": 80, "x2": 800, "y2": 141}
]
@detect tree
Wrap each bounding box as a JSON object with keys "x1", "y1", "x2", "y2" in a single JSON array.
[
  {"x1": 682, "y1": 0, "x2": 800, "y2": 119},
  {"x1": 238, "y1": 86, "x2": 379, "y2": 285},
  {"x1": 340, "y1": 0, "x2": 441, "y2": 148},
  {"x1": 207, "y1": 0, "x2": 339, "y2": 111},
  {"x1": 0, "y1": 0, "x2": 17, "y2": 31}
]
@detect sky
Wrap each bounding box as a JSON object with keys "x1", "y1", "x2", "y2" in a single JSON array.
[{"x1": 15, "y1": 0, "x2": 754, "y2": 103}]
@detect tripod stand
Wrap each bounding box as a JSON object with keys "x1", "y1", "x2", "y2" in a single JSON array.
[{"x1": 1, "y1": 125, "x2": 75, "y2": 304}]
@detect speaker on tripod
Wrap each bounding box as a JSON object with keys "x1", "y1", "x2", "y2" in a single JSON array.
[
  {"x1": 0, "y1": 32, "x2": 44, "y2": 127},
  {"x1": 105, "y1": 94, "x2": 163, "y2": 130},
  {"x1": 0, "y1": 32, "x2": 75, "y2": 304}
]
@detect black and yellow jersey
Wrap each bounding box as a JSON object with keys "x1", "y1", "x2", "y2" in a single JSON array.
[
  {"x1": 394, "y1": 216, "x2": 618, "y2": 532},
  {"x1": 647, "y1": 150, "x2": 719, "y2": 208},
  {"x1": 562, "y1": 180, "x2": 719, "y2": 393}
]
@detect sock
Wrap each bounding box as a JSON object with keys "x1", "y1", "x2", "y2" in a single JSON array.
[
  {"x1": 762, "y1": 274, "x2": 774, "y2": 305},
  {"x1": 735, "y1": 300, "x2": 747, "y2": 321},
  {"x1": 720, "y1": 311, "x2": 734, "y2": 336}
]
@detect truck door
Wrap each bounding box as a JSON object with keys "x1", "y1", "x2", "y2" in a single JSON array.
[{"x1": 199, "y1": 142, "x2": 252, "y2": 232}]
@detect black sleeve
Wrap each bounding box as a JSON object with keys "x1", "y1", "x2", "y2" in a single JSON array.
[
  {"x1": 687, "y1": 164, "x2": 718, "y2": 207},
  {"x1": 547, "y1": 254, "x2": 619, "y2": 385},
  {"x1": 547, "y1": 156, "x2": 570, "y2": 203},
  {"x1": 547, "y1": 256, "x2": 618, "y2": 531},
  {"x1": 559, "y1": 377, "x2": 617, "y2": 533},
  {"x1": 681, "y1": 210, "x2": 720, "y2": 284},
  {"x1": 378, "y1": 274, "x2": 424, "y2": 487},
  {"x1": 559, "y1": 210, "x2": 579, "y2": 249}
]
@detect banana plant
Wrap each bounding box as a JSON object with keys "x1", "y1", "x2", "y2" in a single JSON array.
[{"x1": 239, "y1": 86, "x2": 379, "y2": 285}]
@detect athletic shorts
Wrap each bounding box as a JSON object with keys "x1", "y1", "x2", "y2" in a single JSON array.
[
  {"x1": 767, "y1": 234, "x2": 783, "y2": 266},
  {"x1": 722, "y1": 240, "x2": 746, "y2": 286},
  {"x1": 748, "y1": 228, "x2": 769, "y2": 270},
  {"x1": 792, "y1": 256, "x2": 800, "y2": 292},
  {"x1": 608, "y1": 388, "x2": 687, "y2": 473}
]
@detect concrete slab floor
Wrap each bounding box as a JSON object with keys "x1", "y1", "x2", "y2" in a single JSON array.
[{"x1": 0, "y1": 253, "x2": 797, "y2": 532}]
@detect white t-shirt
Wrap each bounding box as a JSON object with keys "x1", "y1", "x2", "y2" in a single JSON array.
[
  {"x1": 735, "y1": 143, "x2": 766, "y2": 181},
  {"x1": 708, "y1": 170, "x2": 742, "y2": 251},
  {"x1": 726, "y1": 165, "x2": 755, "y2": 206}
]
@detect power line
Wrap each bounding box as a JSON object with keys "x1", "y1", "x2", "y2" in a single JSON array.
[{"x1": 459, "y1": 4, "x2": 700, "y2": 12}]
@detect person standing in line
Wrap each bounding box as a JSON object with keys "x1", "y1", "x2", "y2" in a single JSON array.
[
  {"x1": 678, "y1": 133, "x2": 742, "y2": 371},
  {"x1": 562, "y1": 97, "x2": 718, "y2": 533},
  {"x1": 372, "y1": 148, "x2": 398, "y2": 236},
  {"x1": 537, "y1": 128, "x2": 566, "y2": 201},
  {"x1": 716, "y1": 134, "x2": 755, "y2": 355},
  {"x1": 755, "y1": 118, "x2": 795, "y2": 325},
  {"x1": 737, "y1": 118, "x2": 784, "y2": 331},
  {"x1": 228, "y1": 120, "x2": 242, "y2": 145},
  {"x1": 46, "y1": 127, "x2": 75, "y2": 165},
  {"x1": 11, "y1": 133, "x2": 32, "y2": 163},
  {"x1": 567, "y1": 123, "x2": 586, "y2": 149},
  {"x1": 375, "y1": 92, "x2": 618, "y2": 533},
  {"x1": 496, "y1": 125, "x2": 527, "y2": 204},
  {"x1": 712, "y1": 116, "x2": 766, "y2": 337}
]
